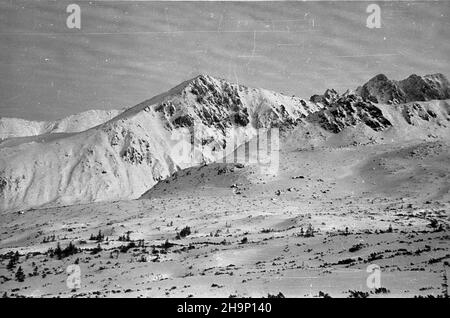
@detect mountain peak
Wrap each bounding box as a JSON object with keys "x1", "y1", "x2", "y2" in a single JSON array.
[{"x1": 187, "y1": 74, "x2": 225, "y2": 87}]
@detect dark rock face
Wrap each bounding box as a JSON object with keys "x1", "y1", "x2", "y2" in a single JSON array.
[
  {"x1": 233, "y1": 110, "x2": 250, "y2": 126},
  {"x1": 172, "y1": 114, "x2": 194, "y2": 128},
  {"x1": 400, "y1": 74, "x2": 450, "y2": 102},
  {"x1": 154, "y1": 102, "x2": 176, "y2": 117},
  {"x1": 307, "y1": 92, "x2": 392, "y2": 133},
  {"x1": 116, "y1": 131, "x2": 153, "y2": 165},
  {"x1": 188, "y1": 75, "x2": 246, "y2": 128},
  {"x1": 154, "y1": 75, "x2": 250, "y2": 131},
  {"x1": 0, "y1": 177, "x2": 7, "y2": 192},
  {"x1": 356, "y1": 73, "x2": 450, "y2": 104}
]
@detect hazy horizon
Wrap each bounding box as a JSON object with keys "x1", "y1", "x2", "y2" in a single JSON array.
[{"x1": 1, "y1": 0, "x2": 449, "y2": 121}]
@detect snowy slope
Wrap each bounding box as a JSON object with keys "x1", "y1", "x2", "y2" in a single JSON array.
[
  {"x1": 0, "y1": 75, "x2": 321, "y2": 213},
  {"x1": 0, "y1": 109, "x2": 123, "y2": 140}
]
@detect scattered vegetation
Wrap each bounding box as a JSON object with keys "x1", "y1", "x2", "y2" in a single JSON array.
[
  {"x1": 349, "y1": 243, "x2": 364, "y2": 252},
  {"x1": 118, "y1": 231, "x2": 132, "y2": 242},
  {"x1": 441, "y1": 271, "x2": 449, "y2": 298},
  {"x1": 42, "y1": 235, "x2": 56, "y2": 243},
  {"x1": 89, "y1": 230, "x2": 105, "y2": 242},
  {"x1": 297, "y1": 224, "x2": 315, "y2": 237},
  {"x1": 429, "y1": 219, "x2": 445, "y2": 231},
  {"x1": 318, "y1": 291, "x2": 332, "y2": 298},
  {"x1": 337, "y1": 258, "x2": 355, "y2": 265},
  {"x1": 387, "y1": 224, "x2": 393, "y2": 233},
  {"x1": 162, "y1": 239, "x2": 174, "y2": 250},
  {"x1": 414, "y1": 294, "x2": 447, "y2": 298},
  {"x1": 348, "y1": 290, "x2": 370, "y2": 298},
  {"x1": 90, "y1": 243, "x2": 102, "y2": 255},
  {"x1": 368, "y1": 252, "x2": 383, "y2": 262},
  {"x1": 373, "y1": 287, "x2": 390, "y2": 294},
  {"x1": 119, "y1": 242, "x2": 136, "y2": 253},
  {"x1": 6, "y1": 252, "x2": 20, "y2": 271},
  {"x1": 48, "y1": 242, "x2": 79, "y2": 260},
  {"x1": 429, "y1": 219, "x2": 439, "y2": 228}
]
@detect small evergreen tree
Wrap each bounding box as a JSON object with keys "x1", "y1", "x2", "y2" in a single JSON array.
[
  {"x1": 61, "y1": 242, "x2": 79, "y2": 258},
  {"x1": 6, "y1": 258, "x2": 15, "y2": 271},
  {"x1": 89, "y1": 230, "x2": 104, "y2": 242},
  {"x1": 387, "y1": 224, "x2": 393, "y2": 233},
  {"x1": 33, "y1": 265, "x2": 39, "y2": 276},
  {"x1": 163, "y1": 239, "x2": 172, "y2": 250},
  {"x1": 15, "y1": 266, "x2": 25, "y2": 282},
  {"x1": 7, "y1": 251, "x2": 20, "y2": 270},
  {"x1": 54, "y1": 242, "x2": 62, "y2": 259}
]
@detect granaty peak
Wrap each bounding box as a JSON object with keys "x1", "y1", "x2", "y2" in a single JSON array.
[
  {"x1": 183, "y1": 74, "x2": 245, "y2": 106},
  {"x1": 356, "y1": 73, "x2": 450, "y2": 104}
]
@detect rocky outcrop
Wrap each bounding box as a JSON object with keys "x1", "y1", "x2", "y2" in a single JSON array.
[
  {"x1": 307, "y1": 91, "x2": 392, "y2": 133},
  {"x1": 310, "y1": 89, "x2": 340, "y2": 106}
]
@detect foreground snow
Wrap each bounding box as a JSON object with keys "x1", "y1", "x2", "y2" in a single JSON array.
[{"x1": 0, "y1": 140, "x2": 448, "y2": 297}]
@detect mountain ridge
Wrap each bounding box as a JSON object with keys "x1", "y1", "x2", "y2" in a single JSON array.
[
  {"x1": 0, "y1": 73, "x2": 449, "y2": 213},
  {"x1": 0, "y1": 109, "x2": 124, "y2": 140},
  {"x1": 2, "y1": 73, "x2": 449, "y2": 140}
]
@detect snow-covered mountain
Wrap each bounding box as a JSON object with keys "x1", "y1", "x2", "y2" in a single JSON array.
[
  {"x1": 1, "y1": 74, "x2": 449, "y2": 213},
  {"x1": 0, "y1": 75, "x2": 321, "y2": 213},
  {"x1": 0, "y1": 109, "x2": 124, "y2": 140},
  {"x1": 356, "y1": 73, "x2": 450, "y2": 104}
]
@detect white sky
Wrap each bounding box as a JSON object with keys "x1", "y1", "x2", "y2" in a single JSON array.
[{"x1": 0, "y1": 0, "x2": 449, "y2": 121}]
